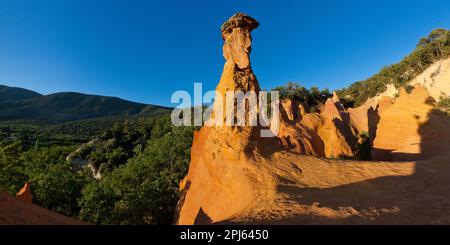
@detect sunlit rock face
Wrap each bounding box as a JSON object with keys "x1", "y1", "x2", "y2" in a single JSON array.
[
  {"x1": 372, "y1": 85, "x2": 449, "y2": 161},
  {"x1": 408, "y1": 57, "x2": 450, "y2": 102},
  {"x1": 213, "y1": 13, "x2": 261, "y2": 129},
  {"x1": 280, "y1": 94, "x2": 357, "y2": 159}
]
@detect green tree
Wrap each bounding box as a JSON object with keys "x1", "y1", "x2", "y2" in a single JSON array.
[{"x1": 273, "y1": 82, "x2": 332, "y2": 109}]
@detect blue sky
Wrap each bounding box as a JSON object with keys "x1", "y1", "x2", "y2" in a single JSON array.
[{"x1": 1, "y1": 0, "x2": 449, "y2": 106}]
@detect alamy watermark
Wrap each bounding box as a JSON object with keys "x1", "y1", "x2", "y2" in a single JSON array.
[{"x1": 170, "y1": 83, "x2": 280, "y2": 137}]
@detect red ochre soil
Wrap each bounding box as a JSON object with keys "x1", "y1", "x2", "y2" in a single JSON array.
[{"x1": 0, "y1": 191, "x2": 88, "y2": 225}]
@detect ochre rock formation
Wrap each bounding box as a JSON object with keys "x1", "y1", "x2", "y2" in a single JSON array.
[
  {"x1": 364, "y1": 83, "x2": 398, "y2": 108},
  {"x1": 348, "y1": 105, "x2": 370, "y2": 134},
  {"x1": 377, "y1": 96, "x2": 394, "y2": 113},
  {"x1": 347, "y1": 95, "x2": 393, "y2": 145},
  {"x1": 331, "y1": 91, "x2": 340, "y2": 103},
  {"x1": 177, "y1": 13, "x2": 276, "y2": 225},
  {"x1": 408, "y1": 57, "x2": 450, "y2": 102},
  {"x1": 322, "y1": 98, "x2": 343, "y2": 120},
  {"x1": 277, "y1": 93, "x2": 357, "y2": 158},
  {"x1": 315, "y1": 118, "x2": 355, "y2": 158},
  {"x1": 177, "y1": 14, "x2": 450, "y2": 225},
  {"x1": 317, "y1": 96, "x2": 356, "y2": 158},
  {"x1": 280, "y1": 99, "x2": 307, "y2": 121},
  {"x1": 277, "y1": 105, "x2": 325, "y2": 156},
  {"x1": 221, "y1": 13, "x2": 259, "y2": 70},
  {"x1": 372, "y1": 85, "x2": 449, "y2": 161},
  {"x1": 16, "y1": 182, "x2": 32, "y2": 204},
  {"x1": 216, "y1": 13, "x2": 260, "y2": 95}
]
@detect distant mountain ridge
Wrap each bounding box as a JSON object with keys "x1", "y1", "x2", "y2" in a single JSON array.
[
  {"x1": 0, "y1": 85, "x2": 43, "y2": 102},
  {"x1": 0, "y1": 85, "x2": 171, "y2": 122}
]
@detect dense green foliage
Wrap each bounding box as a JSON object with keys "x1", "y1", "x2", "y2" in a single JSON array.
[
  {"x1": 0, "y1": 141, "x2": 28, "y2": 194},
  {"x1": 0, "y1": 114, "x2": 195, "y2": 224},
  {"x1": 338, "y1": 29, "x2": 450, "y2": 106},
  {"x1": 23, "y1": 147, "x2": 88, "y2": 216},
  {"x1": 70, "y1": 116, "x2": 179, "y2": 174},
  {"x1": 0, "y1": 117, "x2": 133, "y2": 147},
  {"x1": 273, "y1": 82, "x2": 332, "y2": 110},
  {"x1": 78, "y1": 124, "x2": 194, "y2": 224},
  {"x1": 0, "y1": 141, "x2": 86, "y2": 216}
]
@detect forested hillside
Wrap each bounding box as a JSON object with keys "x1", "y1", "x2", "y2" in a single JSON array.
[{"x1": 337, "y1": 29, "x2": 450, "y2": 106}]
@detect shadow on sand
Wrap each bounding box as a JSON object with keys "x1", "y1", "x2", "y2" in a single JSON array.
[{"x1": 270, "y1": 108, "x2": 450, "y2": 224}]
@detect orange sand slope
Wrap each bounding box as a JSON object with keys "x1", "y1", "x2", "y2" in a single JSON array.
[{"x1": 0, "y1": 192, "x2": 88, "y2": 225}]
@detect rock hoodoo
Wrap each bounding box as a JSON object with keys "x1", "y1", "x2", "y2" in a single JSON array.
[
  {"x1": 216, "y1": 13, "x2": 260, "y2": 97},
  {"x1": 177, "y1": 13, "x2": 276, "y2": 225},
  {"x1": 221, "y1": 13, "x2": 259, "y2": 71}
]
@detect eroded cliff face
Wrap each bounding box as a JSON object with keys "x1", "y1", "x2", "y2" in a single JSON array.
[
  {"x1": 277, "y1": 105, "x2": 325, "y2": 157},
  {"x1": 347, "y1": 56, "x2": 450, "y2": 142},
  {"x1": 408, "y1": 57, "x2": 450, "y2": 101},
  {"x1": 278, "y1": 93, "x2": 357, "y2": 158},
  {"x1": 372, "y1": 85, "x2": 450, "y2": 161}
]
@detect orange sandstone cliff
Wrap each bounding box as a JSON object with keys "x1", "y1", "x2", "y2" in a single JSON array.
[
  {"x1": 372, "y1": 85, "x2": 450, "y2": 161},
  {"x1": 279, "y1": 92, "x2": 358, "y2": 158}
]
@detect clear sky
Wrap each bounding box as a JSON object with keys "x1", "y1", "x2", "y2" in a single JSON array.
[{"x1": 1, "y1": 0, "x2": 449, "y2": 106}]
